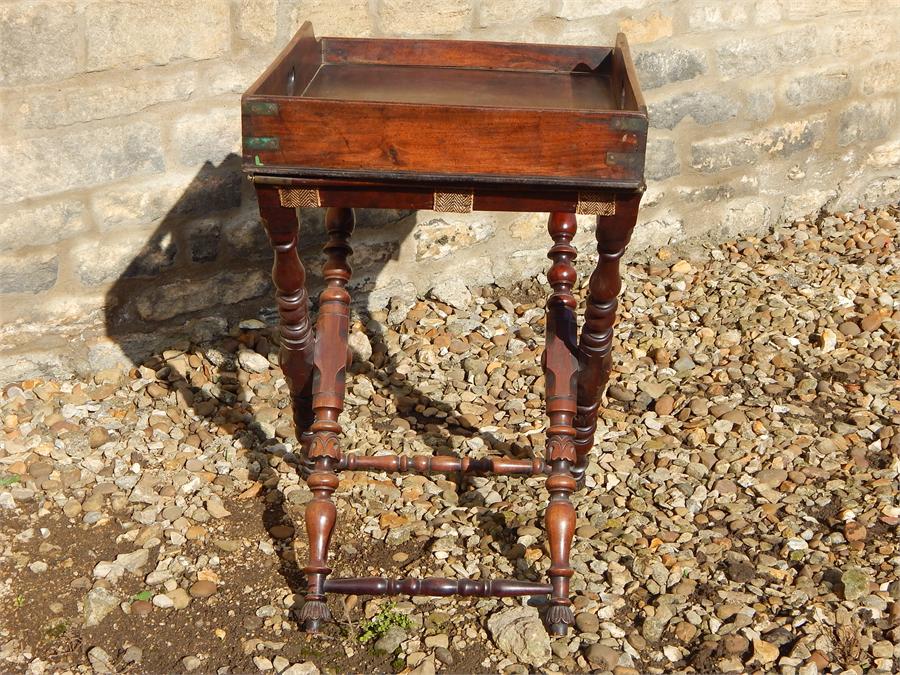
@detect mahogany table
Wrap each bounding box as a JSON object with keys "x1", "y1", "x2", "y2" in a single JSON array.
[{"x1": 242, "y1": 23, "x2": 647, "y2": 635}]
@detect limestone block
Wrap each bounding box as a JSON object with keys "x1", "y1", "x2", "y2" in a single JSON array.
[
  {"x1": 478, "y1": 0, "x2": 546, "y2": 27},
  {"x1": 0, "y1": 200, "x2": 87, "y2": 251},
  {"x1": 86, "y1": 0, "x2": 230, "y2": 70},
  {"x1": 648, "y1": 90, "x2": 739, "y2": 129},
  {"x1": 838, "y1": 100, "x2": 896, "y2": 147},
  {"x1": 634, "y1": 47, "x2": 707, "y2": 90},
  {"x1": 0, "y1": 122, "x2": 165, "y2": 205},
  {"x1": 18, "y1": 71, "x2": 196, "y2": 130},
  {"x1": 171, "y1": 106, "x2": 242, "y2": 167},
  {"x1": 379, "y1": 0, "x2": 471, "y2": 35},
  {"x1": 783, "y1": 70, "x2": 851, "y2": 108},
  {"x1": 290, "y1": 0, "x2": 373, "y2": 37},
  {"x1": 0, "y1": 251, "x2": 58, "y2": 294},
  {"x1": 716, "y1": 27, "x2": 814, "y2": 79},
  {"x1": 557, "y1": 0, "x2": 653, "y2": 20},
  {"x1": 239, "y1": 0, "x2": 279, "y2": 44},
  {"x1": 0, "y1": 2, "x2": 81, "y2": 85}
]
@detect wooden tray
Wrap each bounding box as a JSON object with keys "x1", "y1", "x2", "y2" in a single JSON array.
[{"x1": 242, "y1": 23, "x2": 647, "y2": 189}]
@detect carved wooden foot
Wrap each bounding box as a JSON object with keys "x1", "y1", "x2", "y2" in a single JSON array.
[
  {"x1": 299, "y1": 207, "x2": 354, "y2": 632},
  {"x1": 256, "y1": 186, "x2": 315, "y2": 473},
  {"x1": 572, "y1": 193, "x2": 642, "y2": 482},
  {"x1": 542, "y1": 213, "x2": 579, "y2": 634}
]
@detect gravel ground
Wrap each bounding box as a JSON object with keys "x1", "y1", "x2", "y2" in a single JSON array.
[{"x1": 1, "y1": 204, "x2": 898, "y2": 675}]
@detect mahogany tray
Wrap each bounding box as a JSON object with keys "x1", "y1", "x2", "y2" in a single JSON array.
[{"x1": 242, "y1": 23, "x2": 647, "y2": 189}]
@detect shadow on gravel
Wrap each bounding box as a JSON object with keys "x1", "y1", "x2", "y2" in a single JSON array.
[{"x1": 100, "y1": 157, "x2": 547, "y2": 625}]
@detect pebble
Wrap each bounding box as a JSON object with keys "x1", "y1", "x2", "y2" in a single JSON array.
[
  {"x1": 190, "y1": 580, "x2": 218, "y2": 598},
  {"x1": 83, "y1": 587, "x2": 120, "y2": 627},
  {"x1": 575, "y1": 611, "x2": 600, "y2": 634},
  {"x1": 182, "y1": 656, "x2": 202, "y2": 672},
  {"x1": 585, "y1": 643, "x2": 620, "y2": 669},
  {"x1": 239, "y1": 350, "x2": 272, "y2": 373},
  {"x1": 841, "y1": 567, "x2": 870, "y2": 601},
  {"x1": 88, "y1": 427, "x2": 110, "y2": 448}
]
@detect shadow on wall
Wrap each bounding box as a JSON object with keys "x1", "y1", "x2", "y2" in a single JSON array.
[{"x1": 104, "y1": 154, "x2": 418, "y2": 364}]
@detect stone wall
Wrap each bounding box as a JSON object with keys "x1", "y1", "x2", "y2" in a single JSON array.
[{"x1": 1, "y1": 0, "x2": 898, "y2": 382}]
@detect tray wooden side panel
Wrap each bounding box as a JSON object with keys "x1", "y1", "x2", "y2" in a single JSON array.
[
  {"x1": 247, "y1": 21, "x2": 323, "y2": 97},
  {"x1": 322, "y1": 37, "x2": 612, "y2": 73},
  {"x1": 243, "y1": 98, "x2": 647, "y2": 186}
]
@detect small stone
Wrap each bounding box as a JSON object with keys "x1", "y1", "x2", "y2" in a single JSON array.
[
  {"x1": 819, "y1": 328, "x2": 838, "y2": 352},
  {"x1": 723, "y1": 634, "x2": 750, "y2": 655},
  {"x1": 585, "y1": 643, "x2": 620, "y2": 669},
  {"x1": 131, "y1": 600, "x2": 152, "y2": 617},
  {"x1": 860, "y1": 311, "x2": 882, "y2": 331},
  {"x1": 838, "y1": 320, "x2": 860, "y2": 336},
  {"x1": 190, "y1": 580, "x2": 217, "y2": 598},
  {"x1": 269, "y1": 525, "x2": 295, "y2": 540},
  {"x1": 88, "y1": 427, "x2": 110, "y2": 448},
  {"x1": 434, "y1": 648, "x2": 453, "y2": 666},
  {"x1": 84, "y1": 587, "x2": 121, "y2": 626},
  {"x1": 254, "y1": 656, "x2": 273, "y2": 671},
  {"x1": 373, "y1": 624, "x2": 407, "y2": 655},
  {"x1": 841, "y1": 567, "x2": 870, "y2": 601},
  {"x1": 182, "y1": 656, "x2": 202, "y2": 672},
  {"x1": 281, "y1": 663, "x2": 320, "y2": 675},
  {"x1": 88, "y1": 646, "x2": 114, "y2": 673},
  {"x1": 29, "y1": 561, "x2": 48, "y2": 573},
  {"x1": 752, "y1": 638, "x2": 780, "y2": 665},
  {"x1": 755, "y1": 469, "x2": 787, "y2": 487},
  {"x1": 845, "y1": 521, "x2": 867, "y2": 542},
  {"x1": 205, "y1": 497, "x2": 231, "y2": 519},
  {"x1": 272, "y1": 655, "x2": 290, "y2": 672},
  {"x1": 486, "y1": 605, "x2": 550, "y2": 666},
  {"x1": 672, "y1": 259, "x2": 694, "y2": 274},
  {"x1": 122, "y1": 645, "x2": 143, "y2": 664},
  {"x1": 872, "y1": 640, "x2": 894, "y2": 658},
  {"x1": 348, "y1": 331, "x2": 373, "y2": 362},
  {"x1": 654, "y1": 395, "x2": 675, "y2": 416},
  {"x1": 674, "y1": 621, "x2": 697, "y2": 642},
  {"x1": 430, "y1": 278, "x2": 472, "y2": 310},
  {"x1": 575, "y1": 611, "x2": 600, "y2": 634},
  {"x1": 153, "y1": 593, "x2": 174, "y2": 608},
  {"x1": 238, "y1": 350, "x2": 271, "y2": 373},
  {"x1": 169, "y1": 588, "x2": 191, "y2": 610}
]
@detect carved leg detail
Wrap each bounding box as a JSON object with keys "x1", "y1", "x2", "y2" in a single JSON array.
[
  {"x1": 256, "y1": 186, "x2": 315, "y2": 469},
  {"x1": 573, "y1": 193, "x2": 642, "y2": 480},
  {"x1": 542, "y1": 213, "x2": 579, "y2": 635},
  {"x1": 300, "y1": 207, "x2": 355, "y2": 632}
]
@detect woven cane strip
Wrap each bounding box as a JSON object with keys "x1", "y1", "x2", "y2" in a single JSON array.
[
  {"x1": 576, "y1": 193, "x2": 616, "y2": 216},
  {"x1": 279, "y1": 188, "x2": 321, "y2": 208},
  {"x1": 433, "y1": 190, "x2": 474, "y2": 213}
]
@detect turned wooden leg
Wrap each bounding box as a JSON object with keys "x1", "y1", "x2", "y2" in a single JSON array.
[
  {"x1": 256, "y1": 186, "x2": 315, "y2": 463},
  {"x1": 573, "y1": 192, "x2": 642, "y2": 480},
  {"x1": 542, "y1": 213, "x2": 579, "y2": 635},
  {"x1": 299, "y1": 207, "x2": 355, "y2": 632}
]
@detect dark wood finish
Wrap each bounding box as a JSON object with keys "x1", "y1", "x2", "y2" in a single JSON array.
[
  {"x1": 542, "y1": 213, "x2": 579, "y2": 634},
  {"x1": 322, "y1": 36, "x2": 611, "y2": 72},
  {"x1": 256, "y1": 187, "x2": 315, "y2": 454},
  {"x1": 303, "y1": 63, "x2": 617, "y2": 110},
  {"x1": 244, "y1": 103, "x2": 643, "y2": 186},
  {"x1": 324, "y1": 577, "x2": 552, "y2": 597},
  {"x1": 242, "y1": 23, "x2": 647, "y2": 188},
  {"x1": 573, "y1": 193, "x2": 642, "y2": 478},
  {"x1": 340, "y1": 453, "x2": 549, "y2": 476},
  {"x1": 251, "y1": 175, "x2": 624, "y2": 212},
  {"x1": 299, "y1": 207, "x2": 355, "y2": 631},
  {"x1": 246, "y1": 24, "x2": 647, "y2": 637}
]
